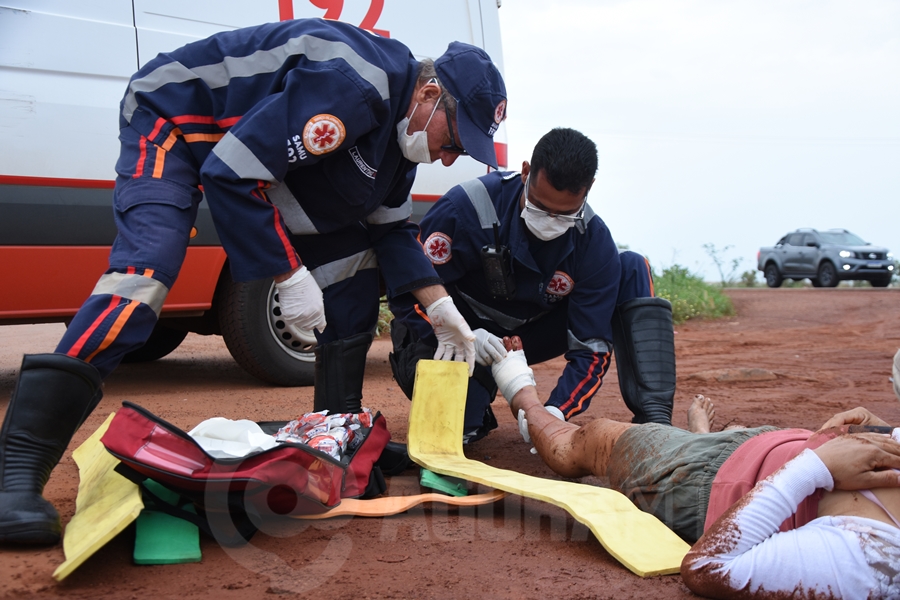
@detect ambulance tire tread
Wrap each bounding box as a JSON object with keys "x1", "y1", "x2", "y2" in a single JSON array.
[
  {"x1": 121, "y1": 322, "x2": 188, "y2": 363},
  {"x1": 217, "y1": 270, "x2": 316, "y2": 387}
]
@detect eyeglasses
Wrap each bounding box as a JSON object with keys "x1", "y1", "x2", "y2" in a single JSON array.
[
  {"x1": 523, "y1": 175, "x2": 586, "y2": 222},
  {"x1": 440, "y1": 97, "x2": 468, "y2": 156}
]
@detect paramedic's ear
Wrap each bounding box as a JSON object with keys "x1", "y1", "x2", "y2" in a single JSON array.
[
  {"x1": 520, "y1": 161, "x2": 530, "y2": 184},
  {"x1": 413, "y1": 78, "x2": 442, "y2": 105}
]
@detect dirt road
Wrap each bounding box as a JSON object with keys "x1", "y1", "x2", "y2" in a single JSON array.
[{"x1": 1, "y1": 288, "x2": 898, "y2": 599}]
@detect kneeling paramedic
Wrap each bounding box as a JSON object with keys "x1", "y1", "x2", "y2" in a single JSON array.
[
  {"x1": 0, "y1": 18, "x2": 508, "y2": 545},
  {"x1": 390, "y1": 128, "x2": 675, "y2": 443}
]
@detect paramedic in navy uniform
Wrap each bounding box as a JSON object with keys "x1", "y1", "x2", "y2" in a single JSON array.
[
  {"x1": 390, "y1": 129, "x2": 675, "y2": 443},
  {"x1": 0, "y1": 18, "x2": 507, "y2": 545}
]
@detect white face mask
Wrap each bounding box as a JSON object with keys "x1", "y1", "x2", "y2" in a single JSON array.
[
  {"x1": 521, "y1": 205, "x2": 578, "y2": 241},
  {"x1": 396, "y1": 100, "x2": 441, "y2": 164},
  {"x1": 519, "y1": 174, "x2": 581, "y2": 241}
]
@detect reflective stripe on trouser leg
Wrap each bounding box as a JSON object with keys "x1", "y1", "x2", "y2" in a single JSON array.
[
  {"x1": 56, "y1": 291, "x2": 162, "y2": 378},
  {"x1": 292, "y1": 225, "x2": 381, "y2": 345},
  {"x1": 56, "y1": 173, "x2": 199, "y2": 378},
  {"x1": 312, "y1": 263, "x2": 381, "y2": 344}
]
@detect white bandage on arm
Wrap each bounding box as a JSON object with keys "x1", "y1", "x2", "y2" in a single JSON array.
[{"x1": 491, "y1": 350, "x2": 534, "y2": 404}]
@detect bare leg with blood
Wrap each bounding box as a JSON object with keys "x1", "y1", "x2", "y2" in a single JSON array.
[
  {"x1": 499, "y1": 336, "x2": 633, "y2": 478},
  {"x1": 499, "y1": 336, "x2": 718, "y2": 479}
]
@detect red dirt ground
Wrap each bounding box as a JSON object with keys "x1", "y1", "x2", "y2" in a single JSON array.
[{"x1": 1, "y1": 288, "x2": 898, "y2": 599}]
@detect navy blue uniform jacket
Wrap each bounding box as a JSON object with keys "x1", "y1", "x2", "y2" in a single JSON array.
[
  {"x1": 120, "y1": 18, "x2": 439, "y2": 295},
  {"x1": 395, "y1": 171, "x2": 622, "y2": 415}
]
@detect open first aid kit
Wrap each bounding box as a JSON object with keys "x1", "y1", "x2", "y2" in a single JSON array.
[{"x1": 100, "y1": 402, "x2": 392, "y2": 544}]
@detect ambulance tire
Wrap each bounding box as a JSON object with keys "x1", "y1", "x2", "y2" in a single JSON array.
[
  {"x1": 217, "y1": 270, "x2": 316, "y2": 387},
  {"x1": 121, "y1": 322, "x2": 188, "y2": 363}
]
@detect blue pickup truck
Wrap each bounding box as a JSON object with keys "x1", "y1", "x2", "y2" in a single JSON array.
[{"x1": 757, "y1": 229, "x2": 894, "y2": 288}]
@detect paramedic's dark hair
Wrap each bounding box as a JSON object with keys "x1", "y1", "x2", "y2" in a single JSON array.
[{"x1": 530, "y1": 128, "x2": 597, "y2": 195}]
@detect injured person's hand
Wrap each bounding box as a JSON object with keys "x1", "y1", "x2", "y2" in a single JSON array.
[
  {"x1": 813, "y1": 433, "x2": 900, "y2": 490},
  {"x1": 818, "y1": 407, "x2": 892, "y2": 432},
  {"x1": 491, "y1": 348, "x2": 534, "y2": 404}
]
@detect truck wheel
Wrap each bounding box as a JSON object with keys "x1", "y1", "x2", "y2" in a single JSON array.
[
  {"x1": 871, "y1": 276, "x2": 891, "y2": 288},
  {"x1": 121, "y1": 322, "x2": 188, "y2": 363},
  {"x1": 817, "y1": 262, "x2": 839, "y2": 288},
  {"x1": 764, "y1": 264, "x2": 783, "y2": 288},
  {"x1": 217, "y1": 269, "x2": 316, "y2": 387}
]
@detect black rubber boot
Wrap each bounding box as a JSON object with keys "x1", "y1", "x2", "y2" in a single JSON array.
[
  {"x1": 388, "y1": 319, "x2": 437, "y2": 400},
  {"x1": 611, "y1": 297, "x2": 675, "y2": 425},
  {"x1": 313, "y1": 332, "x2": 373, "y2": 414},
  {"x1": 0, "y1": 354, "x2": 103, "y2": 545}
]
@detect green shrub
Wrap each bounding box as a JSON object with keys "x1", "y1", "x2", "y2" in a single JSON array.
[
  {"x1": 376, "y1": 297, "x2": 393, "y2": 337},
  {"x1": 653, "y1": 265, "x2": 736, "y2": 324},
  {"x1": 739, "y1": 269, "x2": 758, "y2": 287}
]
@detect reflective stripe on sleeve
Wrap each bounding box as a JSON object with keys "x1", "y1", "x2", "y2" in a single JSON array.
[
  {"x1": 123, "y1": 35, "x2": 390, "y2": 122},
  {"x1": 90, "y1": 273, "x2": 170, "y2": 317},
  {"x1": 366, "y1": 196, "x2": 413, "y2": 225},
  {"x1": 309, "y1": 249, "x2": 378, "y2": 290},
  {"x1": 458, "y1": 179, "x2": 499, "y2": 230},
  {"x1": 268, "y1": 184, "x2": 320, "y2": 234},
  {"x1": 211, "y1": 132, "x2": 276, "y2": 182}
]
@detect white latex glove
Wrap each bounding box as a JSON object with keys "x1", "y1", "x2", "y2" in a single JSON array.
[
  {"x1": 491, "y1": 349, "x2": 534, "y2": 404},
  {"x1": 425, "y1": 296, "x2": 476, "y2": 376},
  {"x1": 274, "y1": 266, "x2": 326, "y2": 345},
  {"x1": 473, "y1": 328, "x2": 507, "y2": 366},
  {"x1": 517, "y1": 405, "x2": 565, "y2": 449}
]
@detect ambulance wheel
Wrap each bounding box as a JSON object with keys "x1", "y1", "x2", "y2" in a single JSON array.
[
  {"x1": 217, "y1": 270, "x2": 316, "y2": 387},
  {"x1": 121, "y1": 322, "x2": 188, "y2": 363}
]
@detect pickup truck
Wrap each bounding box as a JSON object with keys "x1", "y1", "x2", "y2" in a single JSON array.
[{"x1": 757, "y1": 229, "x2": 894, "y2": 288}]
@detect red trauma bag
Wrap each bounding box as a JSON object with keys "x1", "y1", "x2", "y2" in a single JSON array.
[{"x1": 101, "y1": 402, "x2": 391, "y2": 543}]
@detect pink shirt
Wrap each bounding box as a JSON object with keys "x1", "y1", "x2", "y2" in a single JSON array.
[{"x1": 704, "y1": 428, "x2": 840, "y2": 532}]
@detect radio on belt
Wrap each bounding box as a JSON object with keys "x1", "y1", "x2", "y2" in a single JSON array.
[{"x1": 480, "y1": 222, "x2": 516, "y2": 300}]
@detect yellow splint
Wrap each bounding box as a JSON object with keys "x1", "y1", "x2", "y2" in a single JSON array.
[
  {"x1": 53, "y1": 414, "x2": 143, "y2": 581},
  {"x1": 294, "y1": 489, "x2": 507, "y2": 519},
  {"x1": 407, "y1": 360, "x2": 690, "y2": 577}
]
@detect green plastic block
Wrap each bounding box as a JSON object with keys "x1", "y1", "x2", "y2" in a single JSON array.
[
  {"x1": 133, "y1": 480, "x2": 201, "y2": 565},
  {"x1": 419, "y1": 468, "x2": 468, "y2": 497}
]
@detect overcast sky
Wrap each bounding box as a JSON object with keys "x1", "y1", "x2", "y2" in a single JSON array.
[{"x1": 496, "y1": 0, "x2": 900, "y2": 281}]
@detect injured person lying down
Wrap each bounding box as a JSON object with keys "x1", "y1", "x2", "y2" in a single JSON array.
[{"x1": 490, "y1": 336, "x2": 900, "y2": 599}]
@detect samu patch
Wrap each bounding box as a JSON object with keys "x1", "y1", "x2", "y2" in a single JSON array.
[
  {"x1": 424, "y1": 232, "x2": 452, "y2": 264},
  {"x1": 546, "y1": 271, "x2": 574, "y2": 298},
  {"x1": 303, "y1": 114, "x2": 345, "y2": 155}
]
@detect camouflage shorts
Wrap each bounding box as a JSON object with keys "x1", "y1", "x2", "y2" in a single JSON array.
[{"x1": 607, "y1": 423, "x2": 776, "y2": 543}]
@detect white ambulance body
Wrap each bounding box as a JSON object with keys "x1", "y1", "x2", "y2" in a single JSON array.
[{"x1": 0, "y1": 0, "x2": 507, "y2": 385}]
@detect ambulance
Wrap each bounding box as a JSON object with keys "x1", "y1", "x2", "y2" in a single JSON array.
[{"x1": 0, "y1": 0, "x2": 507, "y2": 385}]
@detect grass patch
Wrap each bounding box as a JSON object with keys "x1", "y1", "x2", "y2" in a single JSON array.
[
  {"x1": 654, "y1": 265, "x2": 736, "y2": 324},
  {"x1": 376, "y1": 298, "x2": 393, "y2": 337}
]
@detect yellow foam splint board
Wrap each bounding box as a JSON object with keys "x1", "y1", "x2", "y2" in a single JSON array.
[
  {"x1": 53, "y1": 413, "x2": 144, "y2": 581},
  {"x1": 407, "y1": 360, "x2": 689, "y2": 577},
  {"x1": 293, "y1": 489, "x2": 507, "y2": 519}
]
